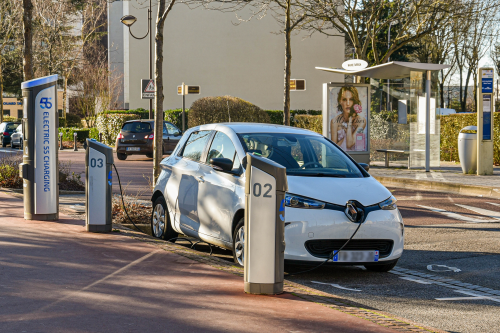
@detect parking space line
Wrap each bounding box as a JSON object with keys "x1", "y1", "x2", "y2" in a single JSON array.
[
  {"x1": 399, "y1": 277, "x2": 432, "y2": 284},
  {"x1": 417, "y1": 205, "x2": 500, "y2": 223},
  {"x1": 455, "y1": 204, "x2": 500, "y2": 220},
  {"x1": 311, "y1": 281, "x2": 362, "y2": 292}
]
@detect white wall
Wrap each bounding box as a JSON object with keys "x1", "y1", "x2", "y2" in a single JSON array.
[{"x1": 110, "y1": 2, "x2": 344, "y2": 111}]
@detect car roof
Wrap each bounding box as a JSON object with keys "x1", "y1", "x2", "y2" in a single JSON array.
[
  {"x1": 123, "y1": 120, "x2": 172, "y2": 123},
  {"x1": 198, "y1": 122, "x2": 322, "y2": 136}
]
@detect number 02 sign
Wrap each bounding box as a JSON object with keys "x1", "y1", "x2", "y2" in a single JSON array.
[{"x1": 253, "y1": 183, "x2": 273, "y2": 198}]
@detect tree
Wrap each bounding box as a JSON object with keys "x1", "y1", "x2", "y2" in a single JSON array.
[
  {"x1": 23, "y1": 0, "x2": 34, "y2": 81},
  {"x1": 154, "y1": 0, "x2": 177, "y2": 182},
  {"x1": 0, "y1": 1, "x2": 21, "y2": 123}
]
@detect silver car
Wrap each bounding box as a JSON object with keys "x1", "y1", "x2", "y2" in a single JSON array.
[
  {"x1": 151, "y1": 123, "x2": 404, "y2": 271},
  {"x1": 11, "y1": 124, "x2": 23, "y2": 149}
]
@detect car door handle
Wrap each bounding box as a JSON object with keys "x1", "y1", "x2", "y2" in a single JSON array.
[{"x1": 195, "y1": 176, "x2": 205, "y2": 183}]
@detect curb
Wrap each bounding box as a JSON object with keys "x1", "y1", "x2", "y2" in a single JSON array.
[
  {"x1": 113, "y1": 223, "x2": 446, "y2": 333},
  {"x1": 374, "y1": 176, "x2": 500, "y2": 199},
  {"x1": 0, "y1": 188, "x2": 85, "y2": 195}
]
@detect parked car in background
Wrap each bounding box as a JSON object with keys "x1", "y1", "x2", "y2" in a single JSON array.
[
  {"x1": 115, "y1": 120, "x2": 182, "y2": 160},
  {"x1": 0, "y1": 121, "x2": 21, "y2": 148},
  {"x1": 150, "y1": 123, "x2": 404, "y2": 272},
  {"x1": 11, "y1": 124, "x2": 23, "y2": 149}
]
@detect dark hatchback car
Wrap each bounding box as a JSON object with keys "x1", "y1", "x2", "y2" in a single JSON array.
[
  {"x1": 115, "y1": 120, "x2": 182, "y2": 160},
  {"x1": 0, "y1": 122, "x2": 21, "y2": 148}
]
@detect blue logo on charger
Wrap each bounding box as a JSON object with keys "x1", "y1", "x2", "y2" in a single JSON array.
[
  {"x1": 108, "y1": 171, "x2": 112, "y2": 186},
  {"x1": 40, "y1": 97, "x2": 52, "y2": 109},
  {"x1": 279, "y1": 198, "x2": 285, "y2": 222}
]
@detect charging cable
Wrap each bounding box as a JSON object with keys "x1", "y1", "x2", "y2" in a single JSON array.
[{"x1": 285, "y1": 221, "x2": 363, "y2": 276}]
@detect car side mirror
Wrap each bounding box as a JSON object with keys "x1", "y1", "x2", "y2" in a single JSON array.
[
  {"x1": 359, "y1": 163, "x2": 369, "y2": 172},
  {"x1": 210, "y1": 158, "x2": 233, "y2": 172},
  {"x1": 174, "y1": 131, "x2": 181, "y2": 136}
]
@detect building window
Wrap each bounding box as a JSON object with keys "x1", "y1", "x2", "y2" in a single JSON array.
[
  {"x1": 18, "y1": 110, "x2": 23, "y2": 119},
  {"x1": 58, "y1": 109, "x2": 63, "y2": 117},
  {"x1": 3, "y1": 109, "x2": 10, "y2": 116}
]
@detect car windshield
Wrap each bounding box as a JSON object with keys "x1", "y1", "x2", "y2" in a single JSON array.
[
  {"x1": 238, "y1": 133, "x2": 364, "y2": 178},
  {"x1": 121, "y1": 122, "x2": 152, "y2": 133},
  {"x1": 6, "y1": 123, "x2": 19, "y2": 131}
]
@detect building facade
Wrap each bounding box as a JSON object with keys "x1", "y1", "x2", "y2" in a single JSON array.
[
  {"x1": 108, "y1": 1, "x2": 344, "y2": 111},
  {"x1": 2, "y1": 91, "x2": 65, "y2": 119}
]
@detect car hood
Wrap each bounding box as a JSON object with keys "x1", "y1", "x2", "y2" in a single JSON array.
[{"x1": 287, "y1": 175, "x2": 391, "y2": 207}]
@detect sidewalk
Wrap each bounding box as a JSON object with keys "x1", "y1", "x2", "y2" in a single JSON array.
[
  {"x1": 370, "y1": 161, "x2": 500, "y2": 198},
  {"x1": 0, "y1": 191, "x2": 441, "y2": 333}
]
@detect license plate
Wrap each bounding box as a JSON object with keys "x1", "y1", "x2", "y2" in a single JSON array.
[
  {"x1": 333, "y1": 251, "x2": 379, "y2": 262},
  {"x1": 126, "y1": 147, "x2": 140, "y2": 151}
]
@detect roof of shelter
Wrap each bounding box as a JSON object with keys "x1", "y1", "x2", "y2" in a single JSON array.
[{"x1": 316, "y1": 61, "x2": 451, "y2": 79}]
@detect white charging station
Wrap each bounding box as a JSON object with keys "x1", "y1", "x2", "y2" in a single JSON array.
[
  {"x1": 19, "y1": 75, "x2": 59, "y2": 221},
  {"x1": 244, "y1": 153, "x2": 288, "y2": 295},
  {"x1": 85, "y1": 139, "x2": 114, "y2": 232},
  {"x1": 477, "y1": 67, "x2": 495, "y2": 176}
]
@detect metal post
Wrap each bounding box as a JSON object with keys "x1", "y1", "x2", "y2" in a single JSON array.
[
  {"x1": 73, "y1": 132, "x2": 78, "y2": 151},
  {"x1": 99, "y1": 132, "x2": 103, "y2": 142},
  {"x1": 182, "y1": 82, "x2": 185, "y2": 132},
  {"x1": 148, "y1": 0, "x2": 152, "y2": 120},
  {"x1": 425, "y1": 70, "x2": 431, "y2": 172},
  {"x1": 59, "y1": 132, "x2": 63, "y2": 150}
]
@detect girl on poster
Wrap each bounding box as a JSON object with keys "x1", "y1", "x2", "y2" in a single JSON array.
[{"x1": 330, "y1": 86, "x2": 367, "y2": 151}]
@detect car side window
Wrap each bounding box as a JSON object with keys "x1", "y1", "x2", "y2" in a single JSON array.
[
  {"x1": 180, "y1": 130, "x2": 211, "y2": 161},
  {"x1": 165, "y1": 122, "x2": 180, "y2": 136},
  {"x1": 207, "y1": 131, "x2": 240, "y2": 172}
]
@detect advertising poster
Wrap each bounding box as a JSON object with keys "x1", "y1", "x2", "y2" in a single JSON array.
[{"x1": 326, "y1": 84, "x2": 370, "y2": 152}]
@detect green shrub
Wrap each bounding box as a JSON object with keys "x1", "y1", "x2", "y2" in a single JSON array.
[
  {"x1": 164, "y1": 109, "x2": 188, "y2": 129},
  {"x1": 58, "y1": 118, "x2": 67, "y2": 127},
  {"x1": 59, "y1": 128, "x2": 93, "y2": 142},
  {"x1": 2, "y1": 116, "x2": 20, "y2": 122},
  {"x1": 104, "y1": 108, "x2": 150, "y2": 119},
  {"x1": 96, "y1": 113, "x2": 141, "y2": 145},
  {"x1": 440, "y1": 113, "x2": 500, "y2": 165},
  {"x1": 264, "y1": 110, "x2": 322, "y2": 125},
  {"x1": 188, "y1": 96, "x2": 270, "y2": 127},
  {"x1": 294, "y1": 115, "x2": 322, "y2": 134},
  {"x1": 66, "y1": 113, "x2": 82, "y2": 127}
]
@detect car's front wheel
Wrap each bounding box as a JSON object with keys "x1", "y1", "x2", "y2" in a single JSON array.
[
  {"x1": 151, "y1": 196, "x2": 177, "y2": 241},
  {"x1": 146, "y1": 153, "x2": 154, "y2": 159},
  {"x1": 117, "y1": 153, "x2": 127, "y2": 160},
  {"x1": 364, "y1": 260, "x2": 398, "y2": 272},
  {"x1": 232, "y1": 218, "x2": 245, "y2": 266}
]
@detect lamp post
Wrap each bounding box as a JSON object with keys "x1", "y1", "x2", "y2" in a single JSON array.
[
  {"x1": 120, "y1": 0, "x2": 153, "y2": 119},
  {"x1": 387, "y1": 20, "x2": 398, "y2": 111}
]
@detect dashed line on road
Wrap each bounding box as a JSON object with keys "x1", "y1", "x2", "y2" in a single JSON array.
[
  {"x1": 417, "y1": 205, "x2": 500, "y2": 223},
  {"x1": 311, "y1": 281, "x2": 362, "y2": 292}
]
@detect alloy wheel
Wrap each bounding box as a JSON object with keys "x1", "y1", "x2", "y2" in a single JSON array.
[
  {"x1": 152, "y1": 203, "x2": 165, "y2": 238},
  {"x1": 234, "y1": 226, "x2": 245, "y2": 266}
]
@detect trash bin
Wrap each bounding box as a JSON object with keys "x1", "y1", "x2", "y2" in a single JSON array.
[{"x1": 458, "y1": 126, "x2": 477, "y2": 174}]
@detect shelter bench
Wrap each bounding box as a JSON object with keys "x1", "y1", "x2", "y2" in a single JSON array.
[{"x1": 376, "y1": 149, "x2": 410, "y2": 168}]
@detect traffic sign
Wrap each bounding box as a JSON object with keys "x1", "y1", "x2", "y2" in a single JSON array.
[
  {"x1": 141, "y1": 79, "x2": 155, "y2": 99},
  {"x1": 290, "y1": 79, "x2": 306, "y2": 91},
  {"x1": 177, "y1": 85, "x2": 200, "y2": 95}
]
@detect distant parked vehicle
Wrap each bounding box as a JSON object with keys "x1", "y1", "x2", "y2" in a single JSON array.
[
  {"x1": 115, "y1": 120, "x2": 182, "y2": 160},
  {"x1": 0, "y1": 121, "x2": 21, "y2": 148},
  {"x1": 11, "y1": 124, "x2": 23, "y2": 149},
  {"x1": 438, "y1": 108, "x2": 456, "y2": 116}
]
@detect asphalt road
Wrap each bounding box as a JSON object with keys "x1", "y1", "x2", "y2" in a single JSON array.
[{"x1": 2, "y1": 146, "x2": 500, "y2": 332}]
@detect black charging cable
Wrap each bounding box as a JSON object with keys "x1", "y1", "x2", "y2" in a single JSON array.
[{"x1": 285, "y1": 221, "x2": 363, "y2": 276}]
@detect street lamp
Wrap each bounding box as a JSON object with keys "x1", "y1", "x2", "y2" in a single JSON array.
[
  {"x1": 387, "y1": 20, "x2": 399, "y2": 112},
  {"x1": 120, "y1": 0, "x2": 153, "y2": 119}
]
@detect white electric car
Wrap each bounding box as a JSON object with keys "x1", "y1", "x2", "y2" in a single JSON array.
[{"x1": 151, "y1": 123, "x2": 404, "y2": 272}]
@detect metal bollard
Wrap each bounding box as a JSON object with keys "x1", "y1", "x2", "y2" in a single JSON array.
[
  {"x1": 99, "y1": 132, "x2": 103, "y2": 142},
  {"x1": 73, "y1": 132, "x2": 78, "y2": 151},
  {"x1": 59, "y1": 133, "x2": 64, "y2": 150}
]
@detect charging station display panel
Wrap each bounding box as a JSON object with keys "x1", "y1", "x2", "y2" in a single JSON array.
[
  {"x1": 247, "y1": 166, "x2": 277, "y2": 283},
  {"x1": 88, "y1": 148, "x2": 107, "y2": 225},
  {"x1": 34, "y1": 86, "x2": 57, "y2": 214},
  {"x1": 483, "y1": 95, "x2": 492, "y2": 141}
]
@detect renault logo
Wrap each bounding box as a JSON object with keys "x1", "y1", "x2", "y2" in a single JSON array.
[{"x1": 345, "y1": 200, "x2": 364, "y2": 223}]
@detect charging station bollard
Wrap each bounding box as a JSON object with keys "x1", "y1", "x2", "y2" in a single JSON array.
[
  {"x1": 85, "y1": 139, "x2": 114, "y2": 232},
  {"x1": 59, "y1": 132, "x2": 63, "y2": 150},
  {"x1": 99, "y1": 132, "x2": 103, "y2": 143},
  {"x1": 244, "y1": 153, "x2": 288, "y2": 295},
  {"x1": 73, "y1": 132, "x2": 78, "y2": 151},
  {"x1": 19, "y1": 75, "x2": 59, "y2": 221}
]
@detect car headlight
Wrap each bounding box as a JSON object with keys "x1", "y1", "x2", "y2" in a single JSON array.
[
  {"x1": 285, "y1": 194, "x2": 325, "y2": 209},
  {"x1": 379, "y1": 195, "x2": 397, "y2": 210}
]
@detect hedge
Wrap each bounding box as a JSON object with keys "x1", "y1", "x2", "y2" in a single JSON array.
[
  {"x1": 2, "y1": 116, "x2": 21, "y2": 122},
  {"x1": 66, "y1": 113, "x2": 82, "y2": 127},
  {"x1": 104, "y1": 108, "x2": 150, "y2": 119},
  {"x1": 264, "y1": 110, "x2": 322, "y2": 125},
  {"x1": 440, "y1": 113, "x2": 500, "y2": 165},
  {"x1": 96, "y1": 113, "x2": 141, "y2": 145},
  {"x1": 58, "y1": 127, "x2": 99, "y2": 142},
  {"x1": 294, "y1": 115, "x2": 322, "y2": 134}
]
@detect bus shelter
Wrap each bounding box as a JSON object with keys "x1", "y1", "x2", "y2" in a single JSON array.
[{"x1": 317, "y1": 61, "x2": 450, "y2": 171}]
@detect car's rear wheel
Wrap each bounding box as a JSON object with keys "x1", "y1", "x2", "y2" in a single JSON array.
[
  {"x1": 1, "y1": 140, "x2": 6, "y2": 148},
  {"x1": 364, "y1": 260, "x2": 398, "y2": 272},
  {"x1": 146, "y1": 153, "x2": 154, "y2": 159},
  {"x1": 151, "y1": 196, "x2": 177, "y2": 241},
  {"x1": 117, "y1": 153, "x2": 127, "y2": 160},
  {"x1": 232, "y1": 218, "x2": 245, "y2": 266}
]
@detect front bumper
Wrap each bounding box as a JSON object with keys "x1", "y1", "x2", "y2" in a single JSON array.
[{"x1": 284, "y1": 207, "x2": 404, "y2": 263}]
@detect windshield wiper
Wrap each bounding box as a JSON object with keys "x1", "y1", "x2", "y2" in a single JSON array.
[{"x1": 288, "y1": 172, "x2": 346, "y2": 177}]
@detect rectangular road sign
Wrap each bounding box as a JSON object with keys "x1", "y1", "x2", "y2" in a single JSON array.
[
  {"x1": 290, "y1": 79, "x2": 306, "y2": 91},
  {"x1": 177, "y1": 85, "x2": 200, "y2": 95},
  {"x1": 141, "y1": 79, "x2": 155, "y2": 99}
]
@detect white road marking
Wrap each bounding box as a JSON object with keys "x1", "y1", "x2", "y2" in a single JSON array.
[
  {"x1": 415, "y1": 173, "x2": 428, "y2": 180},
  {"x1": 430, "y1": 172, "x2": 444, "y2": 180},
  {"x1": 455, "y1": 204, "x2": 500, "y2": 220},
  {"x1": 418, "y1": 205, "x2": 500, "y2": 223},
  {"x1": 311, "y1": 281, "x2": 361, "y2": 292},
  {"x1": 436, "y1": 290, "x2": 500, "y2": 303},
  {"x1": 427, "y1": 264, "x2": 461, "y2": 273},
  {"x1": 487, "y1": 202, "x2": 500, "y2": 207},
  {"x1": 399, "y1": 277, "x2": 432, "y2": 284},
  {"x1": 447, "y1": 195, "x2": 455, "y2": 203}
]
